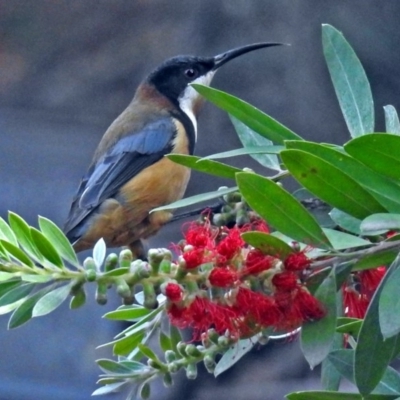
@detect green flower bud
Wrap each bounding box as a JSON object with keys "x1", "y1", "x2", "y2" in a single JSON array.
[
  {"x1": 185, "y1": 344, "x2": 202, "y2": 358},
  {"x1": 165, "y1": 350, "x2": 177, "y2": 363},
  {"x1": 176, "y1": 341, "x2": 187, "y2": 357},
  {"x1": 143, "y1": 282, "x2": 158, "y2": 309},
  {"x1": 167, "y1": 361, "x2": 180, "y2": 374},
  {"x1": 115, "y1": 278, "x2": 131, "y2": 298},
  {"x1": 95, "y1": 282, "x2": 108, "y2": 305},
  {"x1": 104, "y1": 253, "x2": 118, "y2": 272},
  {"x1": 186, "y1": 363, "x2": 197, "y2": 380},
  {"x1": 119, "y1": 249, "x2": 133, "y2": 268},
  {"x1": 204, "y1": 354, "x2": 216, "y2": 373},
  {"x1": 84, "y1": 257, "x2": 97, "y2": 282},
  {"x1": 163, "y1": 372, "x2": 173, "y2": 387}
]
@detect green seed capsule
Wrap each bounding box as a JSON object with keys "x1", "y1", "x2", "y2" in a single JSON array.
[
  {"x1": 163, "y1": 372, "x2": 173, "y2": 387},
  {"x1": 143, "y1": 282, "x2": 158, "y2": 309},
  {"x1": 115, "y1": 278, "x2": 131, "y2": 298},
  {"x1": 204, "y1": 354, "x2": 216, "y2": 373},
  {"x1": 185, "y1": 344, "x2": 202, "y2": 357},
  {"x1": 83, "y1": 257, "x2": 97, "y2": 281},
  {"x1": 165, "y1": 350, "x2": 177, "y2": 363},
  {"x1": 119, "y1": 249, "x2": 133, "y2": 268}
]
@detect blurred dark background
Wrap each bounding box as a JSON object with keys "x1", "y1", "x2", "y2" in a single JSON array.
[{"x1": 0, "y1": 1, "x2": 399, "y2": 399}]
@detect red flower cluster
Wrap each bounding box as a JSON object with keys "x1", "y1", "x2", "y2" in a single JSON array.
[
  {"x1": 165, "y1": 221, "x2": 325, "y2": 340},
  {"x1": 343, "y1": 267, "x2": 386, "y2": 319}
]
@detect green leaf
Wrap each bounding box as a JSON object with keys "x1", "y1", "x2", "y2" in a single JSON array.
[
  {"x1": 113, "y1": 332, "x2": 145, "y2": 356},
  {"x1": 336, "y1": 320, "x2": 362, "y2": 336},
  {"x1": 32, "y1": 284, "x2": 72, "y2": 317},
  {"x1": 361, "y1": 214, "x2": 400, "y2": 234},
  {"x1": 329, "y1": 349, "x2": 400, "y2": 395},
  {"x1": 101, "y1": 267, "x2": 129, "y2": 277},
  {"x1": 8, "y1": 285, "x2": 56, "y2": 329},
  {"x1": 353, "y1": 249, "x2": 398, "y2": 271},
  {"x1": 0, "y1": 240, "x2": 35, "y2": 267},
  {"x1": 159, "y1": 331, "x2": 172, "y2": 353},
  {"x1": 379, "y1": 266, "x2": 400, "y2": 338},
  {"x1": 0, "y1": 279, "x2": 21, "y2": 298},
  {"x1": 21, "y1": 274, "x2": 53, "y2": 283},
  {"x1": 0, "y1": 217, "x2": 18, "y2": 246},
  {"x1": 103, "y1": 305, "x2": 151, "y2": 321},
  {"x1": 167, "y1": 154, "x2": 241, "y2": 179},
  {"x1": 384, "y1": 105, "x2": 400, "y2": 134},
  {"x1": 214, "y1": 337, "x2": 257, "y2": 377},
  {"x1": 329, "y1": 208, "x2": 361, "y2": 235},
  {"x1": 192, "y1": 84, "x2": 302, "y2": 144},
  {"x1": 281, "y1": 149, "x2": 386, "y2": 219},
  {"x1": 286, "y1": 140, "x2": 400, "y2": 214},
  {"x1": 286, "y1": 392, "x2": 399, "y2": 400},
  {"x1": 230, "y1": 115, "x2": 281, "y2": 170},
  {"x1": 152, "y1": 186, "x2": 238, "y2": 212},
  {"x1": 93, "y1": 238, "x2": 106, "y2": 269},
  {"x1": 241, "y1": 231, "x2": 293, "y2": 258},
  {"x1": 8, "y1": 212, "x2": 44, "y2": 263},
  {"x1": 97, "y1": 358, "x2": 135, "y2": 374},
  {"x1": 0, "y1": 272, "x2": 17, "y2": 282},
  {"x1": 201, "y1": 145, "x2": 284, "y2": 161},
  {"x1": 322, "y1": 24, "x2": 374, "y2": 137},
  {"x1": 92, "y1": 382, "x2": 127, "y2": 396},
  {"x1": 345, "y1": 133, "x2": 400, "y2": 180},
  {"x1": 169, "y1": 324, "x2": 182, "y2": 351},
  {"x1": 30, "y1": 228, "x2": 64, "y2": 268},
  {"x1": 355, "y1": 255, "x2": 400, "y2": 395},
  {"x1": 137, "y1": 343, "x2": 160, "y2": 363},
  {"x1": 38, "y1": 216, "x2": 79, "y2": 267},
  {"x1": 322, "y1": 228, "x2": 370, "y2": 250},
  {"x1": 301, "y1": 268, "x2": 337, "y2": 368},
  {"x1": 0, "y1": 282, "x2": 35, "y2": 307},
  {"x1": 236, "y1": 172, "x2": 331, "y2": 249}
]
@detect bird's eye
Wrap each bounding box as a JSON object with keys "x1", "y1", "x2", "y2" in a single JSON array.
[{"x1": 184, "y1": 68, "x2": 197, "y2": 79}]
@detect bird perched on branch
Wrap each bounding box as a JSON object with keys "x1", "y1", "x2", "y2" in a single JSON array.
[{"x1": 63, "y1": 42, "x2": 283, "y2": 257}]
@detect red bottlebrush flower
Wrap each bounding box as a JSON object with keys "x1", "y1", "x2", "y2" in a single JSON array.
[
  {"x1": 274, "y1": 291, "x2": 303, "y2": 329},
  {"x1": 216, "y1": 227, "x2": 244, "y2": 263},
  {"x1": 182, "y1": 248, "x2": 204, "y2": 269},
  {"x1": 235, "y1": 287, "x2": 281, "y2": 328},
  {"x1": 243, "y1": 248, "x2": 274, "y2": 275},
  {"x1": 208, "y1": 267, "x2": 238, "y2": 288},
  {"x1": 184, "y1": 222, "x2": 214, "y2": 249},
  {"x1": 294, "y1": 289, "x2": 325, "y2": 321},
  {"x1": 167, "y1": 303, "x2": 186, "y2": 326},
  {"x1": 272, "y1": 271, "x2": 299, "y2": 291},
  {"x1": 284, "y1": 251, "x2": 311, "y2": 271},
  {"x1": 343, "y1": 287, "x2": 369, "y2": 319},
  {"x1": 358, "y1": 267, "x2": 385, "y2": 297},
  {"x1": 165, "y1": 283, "x2": 183, "y2": 302},
  {"x1": 240, "y1": 219, "x2": 270, "y2": 233}
]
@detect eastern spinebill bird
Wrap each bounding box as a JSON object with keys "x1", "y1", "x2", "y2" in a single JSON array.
[{"x1": 63, "y1": 42, "x2": 283, "y2": 256}]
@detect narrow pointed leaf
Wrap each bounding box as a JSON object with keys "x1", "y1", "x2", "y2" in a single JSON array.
[
  {"x1": 361, "y1": 213, "x2": 400, "y2": 234},
  {"x1": 137, "y1": 343, "x2": 159, "y2": 363},
  {"x1": 0, "y1": 217, "x2": 18, "y2": 246},
  {"x1": 169, "y1": 324, "x2": 182, "y2": 351},
  {"x1": 30, "y1": 228, "x2": 64, "y2": 268},
  {"x1": 92, "y1": 382, "x2": 127, "y2": 396},
  {"x1": 329, "y1": 208, "x2": 361, "y2": 235},
  {"x1": 287, "y1": 392, "x2": 399, "y2": 400},
  {"x1": 0, "y1": 279, "x2": 21, "y2": 298},
  {"x1": 0, "y1": 282, "x2": 35, "y2": 307},
  {"x1": 0, "y1": 272, "x2": 17, "y2": 282},
  {"x1": 241, "y1": 231, "x2": 293, "y2": 258},
  {"x1": 8, "y1": 285, "x2": 56, "y2": 329},
  {"x1": 159, "y1": 331, "x2": 172, "y2": 353},
  {"x1": 214, "y1": 337, "x2": 256, "y2": 377},
  {"x1": 0, "y1": 239, "x2": 35, "y2": 267},
  {"x1": 201, "y1": 146, "x2": 283, "y2": 161},
  {"x1": 322, "y1": 24, "x2": 374, "y2": 137},
  {"x1": 301, "y1": 268, "x2": 337, "y2": 368},
  {"x1": 236, "y1": 172, "x2": 331, "y2": 249},
  {"x1": 8, "y1": 212, "x2": 44, "y2": 263},
  {"x1": 32, "y1": 284, "x2": 72, "y2": 317},
  {"x1": 322, "y1": 228, "x2": 370, "y2": 250},
  {"x1": 97, "y1": 359, "x2": 135, "y2": 374},
  {"x1": 379, "y1": 266, "x2": 400, "y2": 338},
  {"x1": 355, "y1": 255, "x2": 400, "y2": 395},
  {"x1": 192, "y1": 84, "x2": 302, "y2": 144},
  {"x1": 384, "y1": 105, "x2": 400, "y2": 134},
  {"x1": 286, "y1": 140, "x2": 400, "y2": 214},
  {"x1": 345, "y1": 133, "x2": 400, "y2": 180},
  {"x1": 353, "y1": 249, "x2": 398, "y2": 271},
  {"x1": 38, "y1": 216, "x2": 79, "y2": 267},
  {"x1": 93, "y1": 238, "x2": 106, "y2": 269},
  {"x1": 152, "y1": 186, "x2": 238, "y2": 212},
  {"x1": 281, "y1": 149, "x2": 387, "y2": 219},
  {"x1": 113, "y1": 332, "x2": 145, "y2": 356},
  {"x1": 167, "y1": 154, "x2": 241, "y2": 179},
  {"x1": 103, "y1": 306, "x2": 150, "y2": 321},
  {"x1": 230, "y1": 115, "x2": 282, "y2": 170}
]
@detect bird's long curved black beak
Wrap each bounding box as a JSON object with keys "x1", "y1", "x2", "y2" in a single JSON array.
[{"x1": 213, "y1": 42, "x2": 286, "y2": 70}]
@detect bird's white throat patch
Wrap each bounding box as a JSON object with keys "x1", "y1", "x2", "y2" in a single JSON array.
[{"x1": 178, "y1": 70, "x2": 215, "y2": 142}]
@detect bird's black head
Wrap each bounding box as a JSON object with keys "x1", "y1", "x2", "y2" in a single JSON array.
[{"x1": 146, "y1": 42, "x2": 286, "y2": 137}]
